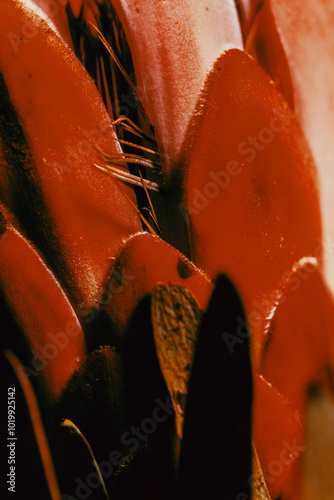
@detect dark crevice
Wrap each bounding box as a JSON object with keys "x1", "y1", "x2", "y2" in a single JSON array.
[{"x1": 66, "y1": 0, "x2": 162, "y2": 236}]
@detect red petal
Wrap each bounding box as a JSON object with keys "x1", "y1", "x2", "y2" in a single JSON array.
[
  {"x1": 182, "y1": 49, "x2": 322, "y2": 364},
  {"x1": 111, "y1": 0, "x2": 243, "y2": 170},
  {"x1": 101, "y1": 232, "x2": 212, "y2": 339},
  {"x1": 0, "y1": 0, "x2": 141, "y2": 310},
  {"x1": 261, "y1": 263, "x2": 334, "y2": 413},
  {"x1": 253, "y1": 373, "x2": 303, "y2": 499},
  {"x1": 0, "y1": 219, "x2": 85, "y2": 402},
  {"x1": 30, "y1": 0, "x2": 73, "y2": 46},
  {"x1": 241, "y1": 0, "x2": 334, "y2": 292}
]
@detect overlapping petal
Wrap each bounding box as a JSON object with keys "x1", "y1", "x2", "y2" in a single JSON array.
[
  {"x1": 109, "y1": 0, "x2": 243, "y2": 171},
  {"x1": 239, "y1": 0, "x2": 334, "y2": 293},
  {"x1": 1, "y1": 1, "x2": 334, "y2": 499},
  {"x1": 0, "y1": 0, "x2": 141, "y2": 310}
]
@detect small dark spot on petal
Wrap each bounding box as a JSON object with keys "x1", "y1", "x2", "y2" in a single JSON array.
[{"x1": 177, "y1": 257, "x2": 195, "y2": 279}]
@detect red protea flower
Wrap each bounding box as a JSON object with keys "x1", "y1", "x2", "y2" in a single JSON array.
[{"x1": 1, "y1": 1, "x2": 334, "y2": 500}]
